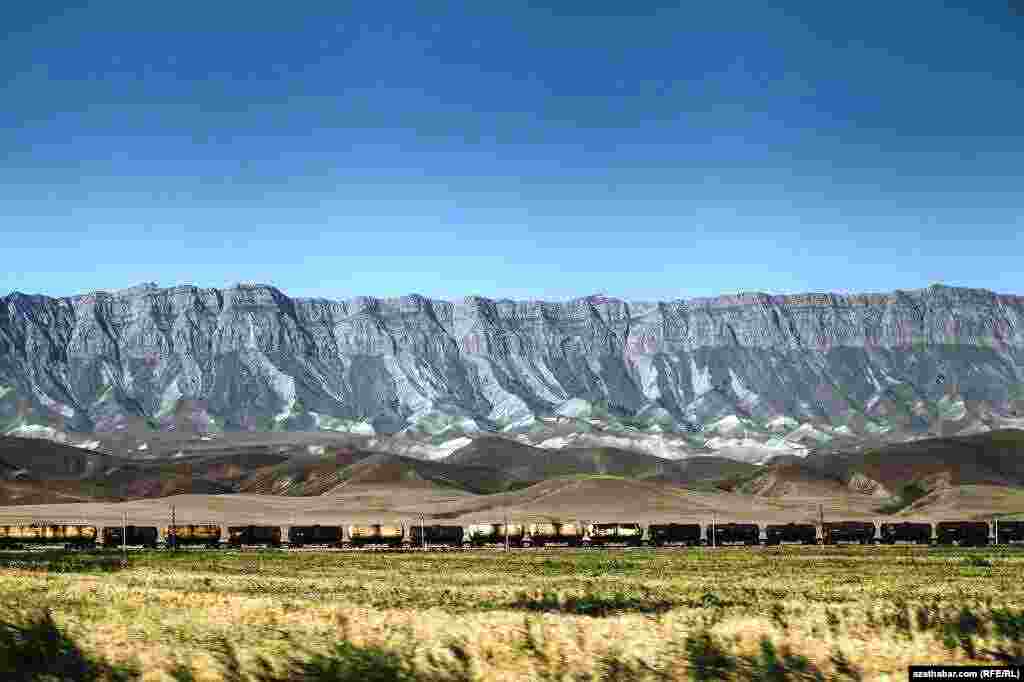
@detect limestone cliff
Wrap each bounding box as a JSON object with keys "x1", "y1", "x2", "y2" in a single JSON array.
[{"x1": 1, "y1": 283, "x2": 1022, "y2": 447}]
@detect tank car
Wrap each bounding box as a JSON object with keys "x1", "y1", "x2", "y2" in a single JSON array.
[
  {"x1": 935, "y1": 521, "x2": 990, "y2": 547},
  {"x1": 345, "y1": 524, "x2": 407, "y2": 548},
  {"x1": 287, "y1": 525, "x2": 343, "y2": 548},
  {"x1": 764, "y1": 523, "x2": 817, "y2": 546},
  {"x1": 227, "y1": 525, "x2": 282, "y2": 548},
  {"x1": 879, "y1": 522, "x2": 932, "y2": 545},
  {"x1": 648, "y1": 523, "x2": 702, "y2": 547},
  {"x1": 409, "y1": 524, "x2": 464, "y2": 548},
  {"x1": 102, "y1": 526, "x2": 158, "y2": 549},
  {"x1": 822, "y1": 521, "x2": 876, "y2": 545},
  {"x1": 582, "y1": 522, "x2": 644, "y2": 547},
  {"x1": 163, "y1": 524, "x2": 221, "y2": 548},
  {"x1": 0, "y1": 524, "x2": 97, "y2": 550},
  {"x1": 522, "y1": 522, "x2": 584, "y2": 547},
  {"x1": 996, "y1": 520, "x2": 1024, "y2": 545},
  {"x1": 466, "y1": 522, "x2": 526, "y2": 547},
  {"x1": 709, "y1": 522, "x2": 760, "y2": 546}
]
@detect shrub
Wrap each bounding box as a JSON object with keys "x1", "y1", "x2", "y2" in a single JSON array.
[
  {"x1": 275, "y1": 640, "x2": 414, "y2": 682},
  {"x1": 770, "y1": 604, "x2": 789, "y2": 632},
  {"x1": 510, "y1": 590, "x2": 674, "y2": 617},
  {"x1": 829, "y1": 649, "x2": 862, "y2": 682},
  {"x1": 684, "y1": 631, "x2": 736, "y2": 681},
  {"x1": 741, "y1": 638, "x2": 825, "y2": 682},
  {"x1": 0, "y1": 609, "x2": 140, "y2": 681},
  {"x1": 824, "y1": 610, "x2": 841, "y2": 638},
  {"x1": 518, "y1": 617, "x2": 572, "y2": 682},
  {"x1": 424, "y1": 641, "x2": 477, "y2": 682},
  {"x1": 597, "y1": 648, "x2": 667, "y2": 682},
  {"x1": 985, "y1": 608, "x2": 1024, "y2": 665}
]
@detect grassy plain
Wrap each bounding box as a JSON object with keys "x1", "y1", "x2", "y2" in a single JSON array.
[{"x1": 1, "y1": 546, "x2": 1023, "y2": 681}]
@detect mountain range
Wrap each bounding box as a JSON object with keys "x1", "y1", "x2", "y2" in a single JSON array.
[{"x1": 1, "y1": 282, "x2": 1023, "y2": 466}]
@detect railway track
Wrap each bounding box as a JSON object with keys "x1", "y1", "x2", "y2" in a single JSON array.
[{"x1": 3, "y1": 543, "x2": 1023, "y2": 555}]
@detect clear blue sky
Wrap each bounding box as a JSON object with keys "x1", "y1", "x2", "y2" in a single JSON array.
[{"x1": 2, "y1": 2, "x2": 1022, "y2": 301}]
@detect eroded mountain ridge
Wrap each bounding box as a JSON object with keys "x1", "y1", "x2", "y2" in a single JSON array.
[{"x1": 1, "y1": 282, "x2": 1023, "y2": 460}]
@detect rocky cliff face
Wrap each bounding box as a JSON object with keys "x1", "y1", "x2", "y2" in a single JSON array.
[{"x1": 1, "y1": 283, "x2": 1023, "y2": 456}]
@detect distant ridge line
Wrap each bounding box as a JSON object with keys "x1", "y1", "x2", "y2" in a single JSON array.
[{"x1": 5, "y1": 283, "x2": 1023, "y2": 308}]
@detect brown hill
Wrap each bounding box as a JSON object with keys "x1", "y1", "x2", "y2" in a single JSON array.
[
  {"x1": 804, "y1": 429, "x2": 1024, "y2": 491},
  {"x1": 238, "y1": 448, "x2": 524, "y2": 497},
  {"x1": 0, "y1": 436, "x2": 127, "y2": 480},
  {"x1": 737, "y1": 462, "x2": 879, "y2": 498},
  {"x1": 445, "y1": 436, "x2": 733, "y2": 484},
  {"x1": 673, "y1": 456, "x2": 761, "y2": 489},
  {"x1": 0, "y1": 431, "x2": 1022, "y2": 524}
]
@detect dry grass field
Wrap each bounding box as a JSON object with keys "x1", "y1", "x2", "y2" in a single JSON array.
[{"x1": 1, "y1": 546, "x2": 1023, "y2": 681}]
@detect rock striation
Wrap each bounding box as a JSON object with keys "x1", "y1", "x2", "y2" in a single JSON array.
[{"x1": 1, "y1": 283, "x2": 1023, "y2": 447}]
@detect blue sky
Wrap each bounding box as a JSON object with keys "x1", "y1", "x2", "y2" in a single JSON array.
[{"x1": 2, "y1": 2, "x2": 1022, "y2": 301}]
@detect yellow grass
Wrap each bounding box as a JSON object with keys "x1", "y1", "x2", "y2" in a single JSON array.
[{"x1": 1, "y1": 546, "x2": 1023, "y2": 680}]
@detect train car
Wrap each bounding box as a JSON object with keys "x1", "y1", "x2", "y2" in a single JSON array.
[
  {"x1": 648, "y1": 523, "x2": 702, "y2": 547},
  {"x1": 822, "y1": 521, "x2": 876, "y2": 545},
  {"x1": 936, "y1": 521, "x2": 990, "y2": 547},
  {"x1": 102, "y1": 526, "x2": 158, "y2": 549},
  {"x1": 287, "y1": 525, "x2": 343, "y2": 548},
  {"x1": 345, "y1": 524, "x2": 407, "y2": 548},
  {"x1": 227, "y1": 525, "x2": 282, "y2": 548},
  {"x1": 409, "y1": 524, "x2": 464, "y2": 548},
  {"x1": 710, "y1": 523, "x2": 761, "y2": 546},
  {"x1": 523, "y1": 522, "x2": 584, "y2": 547},
  {"x1": 879, "y1": 522, "x2": 933, "y2": 545},
  {"x1": 163, "y1": 524, "x2": 221, "y2": 548},
  {"x1": 0, "y1": 524, "x2": 98, "y2": 549},
  {"x1": 996, "y1": 520, "x2": 1024, "y2": 545},
  {"x1": 764, "y1": 523, "x2": 817, "y2": 546},
  {"x1": 583, "y1": 523, "x2": 644, "y2": 547},
  {"x1": 466, "y1": 523, "x2": 526, "y2": 547}
]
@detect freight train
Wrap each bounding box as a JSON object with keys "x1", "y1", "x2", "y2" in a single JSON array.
[{"x1": 0, "y1": 518, "x2": 1019, "y2": 551}]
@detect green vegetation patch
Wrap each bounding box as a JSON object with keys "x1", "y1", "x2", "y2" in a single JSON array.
[
  {"x1": 875, "y1": 482, "x2": 930, "y2": 514},
  {"x1": 510, "y1": 589, "x2": 675, "y2": 617}
]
